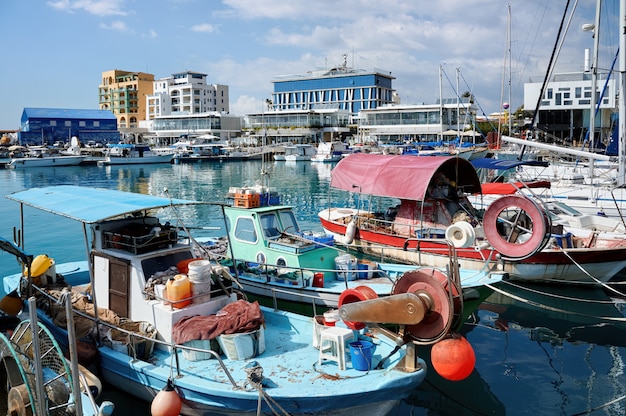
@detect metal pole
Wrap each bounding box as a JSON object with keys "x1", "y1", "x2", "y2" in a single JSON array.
[
  {"x1": 617, "y1": 0, "x2": 626, "y2": 185},
  {"x1": 28, "y1": 297, "x2": 48, "y2": 415},
  {"x1": 64, "y1": 292, "x2": 83, "y2": 416}
]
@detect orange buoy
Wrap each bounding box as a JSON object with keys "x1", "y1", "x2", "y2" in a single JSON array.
[
  {"x1": 176, "y1": 258, "x2": 203, "y2": 274},
  {"x1": 151, "y1": 379, "x2": 182, "y2": 416},
  {"x1": 430, "y1": 334, "x2": 476, "y2": 381}
]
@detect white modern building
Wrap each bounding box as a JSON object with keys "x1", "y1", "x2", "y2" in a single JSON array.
[
  {"x1": 146, "y1": 71, "x2": 229, "y2": 120},
  {"x1": 357, "y1": 98, "x2": 479, "y2": 144},
  {"x1": 523, "y1": 71, "x2": 615, "y2": 144}
]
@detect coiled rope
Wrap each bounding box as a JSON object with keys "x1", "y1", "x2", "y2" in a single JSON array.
[{"x1": 244, "y1": 362, "x2": 290, "y2": 416}]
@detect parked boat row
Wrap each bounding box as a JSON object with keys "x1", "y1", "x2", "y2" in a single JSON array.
[{"x1": 0, "y1": 185, "x2": 485, "y2": 414}]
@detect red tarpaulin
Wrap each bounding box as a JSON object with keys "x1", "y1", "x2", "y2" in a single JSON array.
[
  {"x1": 330, "y1": 154, "x2": 482, "y2": 200},
  {"x1": 480, "y1": 181, "x2": 551, "y2": 195}
]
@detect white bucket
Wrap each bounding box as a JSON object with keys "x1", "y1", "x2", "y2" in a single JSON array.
[
  {"x1": 188, "y1": 260, "x2": 212, "y2": 283},
  {"x1": 192, "y1": 281, "x2": 211, "y2": 304}
]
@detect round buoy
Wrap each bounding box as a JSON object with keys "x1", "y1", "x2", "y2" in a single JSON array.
[
  {"x1": 344, "y1": 217, "x2": 358, "y2": 244},
  {"x1": 338, "y1": 285, "x2": 378, "y2": 330},
  {"x1": 445, "y1": 221, "x2": 476, "y2": 248},
  {"x1": 151, "y1": 379, "x2": 182, "y2": 416},
  {"x1": 483, "y1": 195, "x2": 550, "y2": 259},
  {"x1": 0, "y1": 290, "x2": 23, "y2": 316},
  {"x1": 430, "y1": 334, "x2": 476, "y2": 381}
]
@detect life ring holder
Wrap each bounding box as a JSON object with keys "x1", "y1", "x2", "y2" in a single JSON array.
[{"x1": 483, "y1": 195, "x2": 551, "y2": 260}]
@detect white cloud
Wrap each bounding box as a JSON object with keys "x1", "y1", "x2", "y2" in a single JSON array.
[
  {"x1": 230, "y1": 95, "x2": 264, "y2": 117},
  {"x1": 47, "y1": 0, "x2": 127, "y2": 16},
  {"x1": 100, "y1": 20, "x2": 128, "y2": 31},
  {"x1": 191, "y1": 23, "x2": 217, "y2": 33}
]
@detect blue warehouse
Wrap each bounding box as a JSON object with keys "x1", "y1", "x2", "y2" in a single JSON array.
[{"x1": 19, "y1": 108, "x2": 119, "y2": 146}]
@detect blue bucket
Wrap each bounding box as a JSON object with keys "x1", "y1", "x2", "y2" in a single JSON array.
[{"x1": 349, "y1": 341, "x2": 373, "y2": 371}]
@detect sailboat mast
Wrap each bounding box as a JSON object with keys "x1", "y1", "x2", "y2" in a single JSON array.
[
  {"x1": 439, "y1": 64, "x2": 443, "y2": 140},
  {"x1": 589, "y1": 0, "x2": 601, "y2": 153},
  {"x1": 617, "y1": 0, "x2": 626, "y2": 186},
  {"x1": 508, "y1": 4, "x2": 512, "y2": 135}
]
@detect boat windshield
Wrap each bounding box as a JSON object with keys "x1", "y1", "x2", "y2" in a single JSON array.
[
  {"x1": 260, "y1": 213, "x2": 282, "y2": 239},
  {"x1": 278, "y1": 209, "x2": 300, "y2": 234}
]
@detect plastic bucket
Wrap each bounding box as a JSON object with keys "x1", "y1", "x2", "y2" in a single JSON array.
[
  {"x1": 349, "y1": 341, "x2": 373, "y2": 371},
  {"x1": 188, "y1": 260, "x2": 212, "y2": 283}
]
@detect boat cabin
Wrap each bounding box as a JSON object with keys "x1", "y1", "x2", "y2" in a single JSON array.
[{"x1": 223, "y1": 191, "x2": 337, "y2": 282}]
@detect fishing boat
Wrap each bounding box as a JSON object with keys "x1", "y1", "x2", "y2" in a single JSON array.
[
  {"x1": 311, "y1": 141, "x2": 349, "y2": 163},
  {"x1": 273, "y1": 144, "x2": 316, "y2": 161},
  {"x1": 318, "y1": 153, "x2": 626, "y2": 283},
  {"x1": 98, "y1": 143, "x2": 174, "y2": 165},
  {"x1": 0, "y1": 236, "x2": 113, "y2": 415},
  {"x1": 7, "y1": 145, "x2": 85, "y2": 169},
  {"x1": 202, "y1": 186, "x2": 504, "y2": 314},
  {"x1": 0, "y1": 185, "x2": 477, "y2": 415}
]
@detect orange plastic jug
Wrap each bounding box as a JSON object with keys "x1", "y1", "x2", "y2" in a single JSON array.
[{"x1": 166, "y1": 274, "x2": 192, "y2": 309}]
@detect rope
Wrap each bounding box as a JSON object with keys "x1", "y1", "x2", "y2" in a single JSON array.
[
  {"x1": 243, "y1": 362, "x2": 291, "y2": 416},
  {"x1": 560, "y1": 249, "x2": 626, "y2": 298}
]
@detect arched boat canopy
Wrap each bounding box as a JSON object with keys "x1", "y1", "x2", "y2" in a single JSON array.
[{"x1": 330, "y1": 154, "x2": 482, "y2": 201}]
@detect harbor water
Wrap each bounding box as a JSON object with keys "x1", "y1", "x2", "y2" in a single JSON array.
[{"x1": 0, "y1": 160, "x2": 625, "y2": 415}]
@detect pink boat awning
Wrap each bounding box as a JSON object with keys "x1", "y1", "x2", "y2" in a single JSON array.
[{"x1": 330, "y1": 154, "x2": 482, "y2": 200}]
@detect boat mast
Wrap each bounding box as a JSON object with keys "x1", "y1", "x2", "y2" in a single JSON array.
[
  {"x1": 588, "y1": 0, "x2": 602, "y2": 154},
  {"x1": 498, "y1": 4, "x2": 513, "y2": 135},
  {"x1": 617, "y1": 0, "x2": 626, "y2": 186},
  {"x1": 439, "y1": 64, "x2": 444, "y2": 141}
]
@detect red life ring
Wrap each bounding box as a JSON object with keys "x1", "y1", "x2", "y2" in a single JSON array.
[{"x1": 483, "y1": 195, "x2": 550, "y2": 260}]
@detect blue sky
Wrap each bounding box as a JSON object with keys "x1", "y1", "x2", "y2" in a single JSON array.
[{"x1": 0, "y1": 0, "x2": 612, "y2": 130}]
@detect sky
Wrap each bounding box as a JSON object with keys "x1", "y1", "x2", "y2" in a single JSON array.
[{"x1": 0, "y1": 0, "x2": 616, "y2": 130}]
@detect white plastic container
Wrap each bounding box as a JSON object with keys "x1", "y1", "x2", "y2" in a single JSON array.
[
  {"x1": 182, "y1": 339, "x2": 220, "y2": 361},
  {"x1": 217, "y1": 327, "x2": 265, "y2": 360},
  {"x1": 335, "y1": 254, "x2": 357, "y2": 281}
]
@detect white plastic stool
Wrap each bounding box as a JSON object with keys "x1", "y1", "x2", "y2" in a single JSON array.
[{"x1": 318, "y1": 326, "x2": 354, "y2": 371}]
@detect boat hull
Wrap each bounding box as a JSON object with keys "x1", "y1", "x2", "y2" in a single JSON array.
[
  {"x1": 319, "y1": 209, "x2": 626, "y2": 283},
  {"x1": 7, "y1": 155, "x2": 85, "y2": 168},
  {"x1": 99, "y1": 154, "x2": 173, "y2": 165},
  {"x1": 34, "y1": 305, "x2": 425, "y2": 416}
]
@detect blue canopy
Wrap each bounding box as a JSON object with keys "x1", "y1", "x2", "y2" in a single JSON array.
[
  {"x1": 6, "y1": 185, "x2": 204, "y2": 224},
  {"x1": 470, "y1": 158, "x2": 549, "y2": 170}
]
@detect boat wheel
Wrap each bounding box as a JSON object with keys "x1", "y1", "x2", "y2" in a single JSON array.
[
  {"x1": 482, "y1": 195, "x2": 551, "y2": 260},
  {"x1": 391, "y1": 269, "x2": 456, "y2": 344}
]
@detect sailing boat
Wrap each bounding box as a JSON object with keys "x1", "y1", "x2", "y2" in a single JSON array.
[{"x1": 494, "y1": 0, "x2": 626, "y2": 219}]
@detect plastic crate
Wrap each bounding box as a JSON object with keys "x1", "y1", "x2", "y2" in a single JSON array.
[{"x1": 234, "y1": 193, "x2": 260, "y2": 208}]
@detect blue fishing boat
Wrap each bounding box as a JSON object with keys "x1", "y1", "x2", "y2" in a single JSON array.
[{"x1": 0, "y1": 186, "x2": 478, "y2": 415}]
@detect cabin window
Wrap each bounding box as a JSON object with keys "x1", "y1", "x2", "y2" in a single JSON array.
[
  {"x1": 278, "y1": 210, "x2": 300, "y2": 233},
  {"x1": 260, "y1": 213, "x2": 281, "y2": 239},
  {"x1": 234, "y1": 217, "x2": 257, "y2": 243}
]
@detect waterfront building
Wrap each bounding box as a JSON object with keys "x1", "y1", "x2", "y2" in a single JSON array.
[
  {"x1": 18, "y1": 108, "x2": 119, "y2": 145},
  {"x1": 146, "y1": 71, "x2": 229, "y2": 119},
  {"x1": 244, "y1": 107, "x2": 351, "y2": 145},
  {"x1": 99, "y1": 70, "x2": 155, "y2": 129},
  {"x1": 524, "y1": 70, "x2": 615, "y2": 146},
  {"x1": 270, "y1": 57, "x2": 396, "y2": 118},
  {"x1": 357, "y1": 99, "x2": 479, "y2": 144},
  {"x1": 148, "y1": 112, "x2": 242, "y2": 144}
]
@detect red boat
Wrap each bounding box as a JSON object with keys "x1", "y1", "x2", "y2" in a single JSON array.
[{"x1": 318, "y1": 153, "x2": 626, "y2": 283}]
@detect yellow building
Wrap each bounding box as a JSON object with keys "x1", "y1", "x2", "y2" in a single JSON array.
[{"x1": 99, "y1": 70, "x2": 155, "y2": 129}]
